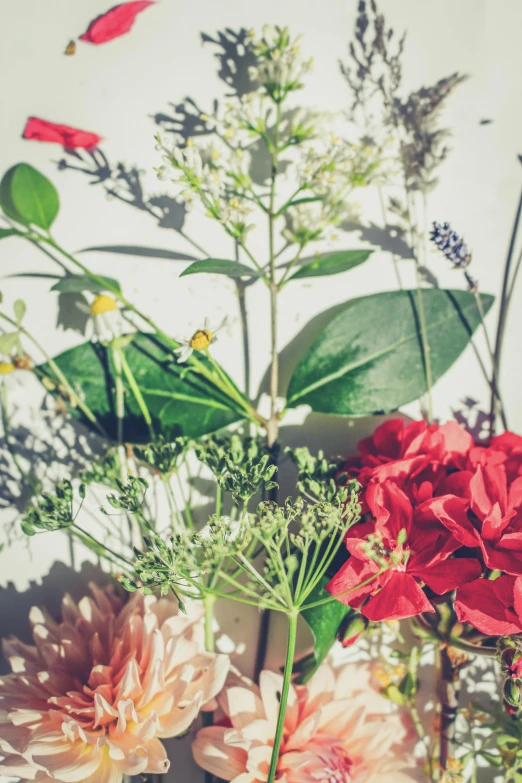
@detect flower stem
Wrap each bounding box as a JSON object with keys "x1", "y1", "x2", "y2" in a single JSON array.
[
  {"x1": 116, "y1": 347, "x2": 156, "y2": 441},
  {"x1": 489, "y1": 182, "x2": 522, "y2": 436},
  {"x1": 437, "y1": 642, "x2": 462, "y2": 773},
  {"x1": 266, "y1": 611, "x2": 298, "y2": 783},
  {"x1": 203, "y1": 594, "x2": 215, "y2": 653}
]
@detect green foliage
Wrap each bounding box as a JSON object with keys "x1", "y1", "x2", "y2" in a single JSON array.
[
  {"x1": 288, "y1": 249, "x2": 372, "y2": 280},
  {"x1": 51, "y1": 274, "x2": 122, "y2": 295},
  {"x1": 38, "y1": 332, "x2": 246, "y2": 443},
  {"x1": 135, "y1": 436, "x2": 190, "y2": 475},
  {"x1": 0, "y1": 228, "x2": 22, "y2": 240},
  {"x1": 21, "y1": 479, "x2": 85, "y2": 536},
  {"x1": 287, "y1": 289, "x2": 494, "y2": 415},
  {"x1": 196, "y1": 433, "x2": 277, "y2": 504},
  {"x1": 0, "y1": 163, "x2": 59, "y2": 230},
  {"x1": 297, "y1": 578, "x2": 354, "y2": 683},
  {"x1": 180, "y1": 258, "x2": 259, "y2": 279},
  {"x1": 104, "y1": 476, "x2": 149, "y2": 515},
  {"x1": 285, "y1": 445, "x2": 351, "y2": 503}
]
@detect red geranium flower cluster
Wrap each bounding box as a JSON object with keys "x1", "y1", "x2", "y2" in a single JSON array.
[{"x1": 327, "y1": 418, "x2": 522, "y2": 635}]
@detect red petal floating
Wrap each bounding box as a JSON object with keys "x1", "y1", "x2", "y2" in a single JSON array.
[
  {"x1": 23, "y1": 118, "x2": 103, "y2": 150},
  {"x1": 79, "y1": 1, "x2": 155, "y2": 44}
]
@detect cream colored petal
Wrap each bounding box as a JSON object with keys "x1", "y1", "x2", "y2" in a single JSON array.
[
  {"x1": 223, "y1": 686, "x2": 265, "y2": 730},
  {"x1": 192, "y1": 726, "x2": 248, "y2": 782},
  {"x1": 156, "y1": 693, "x2": 202, "y2": 738}
]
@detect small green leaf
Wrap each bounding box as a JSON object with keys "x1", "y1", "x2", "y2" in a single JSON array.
[
  {"x1": 0, "y1": 228, "x2": 22, "y2": 240},
  {"x1": 13, "y1": 299, "x2": 26, "y2": 325},
  {"x1": 0, "y1": 163, "x2": 59, "y2": 230},
  {"x1": 180, "y1": 258, "x2": 259, "y2": 279},
  {"x1": 287, "y1": 289, "x2": 494, "y2": 415},
  {"x1": 296, "y1": 579, "x2": 353, "y2": 683},
  {"x1": 0, "y1": 332, "x2": 19, "y2": 353},
  {"x1": 51, "y1": 274, "x2": 121, "y2": 295},
  {"x1": 288, "y1": 250, "x2": 372, "y2": 281}
]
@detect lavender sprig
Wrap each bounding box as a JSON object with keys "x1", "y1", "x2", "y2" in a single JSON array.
[{"x1": 430, "y1": 221, "x2": 471, "y2": 269}]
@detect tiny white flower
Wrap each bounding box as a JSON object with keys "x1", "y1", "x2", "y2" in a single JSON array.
[
  {"x1": 174, "y1": 318, "x2": 226, "y2": 364},
  {"x1": 78, "y1": 294, "x2": 124, "y2": 344}
]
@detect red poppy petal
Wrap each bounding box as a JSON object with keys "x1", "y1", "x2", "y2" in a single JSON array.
[
  {"x1": 412, "y1": 558, "x2": 482, "y2": 595},
  {"x1": 361, "y1": 572, "x2": 434, "y2": 622},
  {"x1": 23, "y1": 117, "x2": 102, "y2": 149},
  {"x1": 455, "y1": 577, "x2": 522, "y2": 636},
  {"x1": 79, "y1": 1, "x2": 155, "y2": 44}
]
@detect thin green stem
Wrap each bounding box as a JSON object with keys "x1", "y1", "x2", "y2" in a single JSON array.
[
  {"x1": 266, "y1": 611, "x2": 298, "y2": 783},
  {"x1": 175, "y1": 471, "x2": 194, "y2": 530},
  {"x1": 116, "y1": 347, "x2": 155, "y2": 441},
  {"x1": 111, "y1": 347, "x2": 125, "y2": 446},
  {"x1": 203, "y1": 594, "x2": 215, "y2": 653}
]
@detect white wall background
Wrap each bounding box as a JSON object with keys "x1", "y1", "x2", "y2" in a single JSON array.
[{"x1": 0, "y1": 1, "x2": 521, "y2": 781}]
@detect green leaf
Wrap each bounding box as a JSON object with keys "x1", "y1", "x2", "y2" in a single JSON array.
[
  {"x1": 51, "y1": 274, "x2": 122, "y2": 295},
  {"x1": 0, "y1": 164, "x2": 59, "y2": 230},
  {"x1": 180, "y1": 258, "x2": 259, "y2": 279},
  {"x1": 288, "y1": 250, "x2": 372, "y2": 280},
  {"x1": 0, "y1": 228, "x2": 22, "y2": 240},
  {"x1": 38, "y1": 332, "x2": 245, "y2": 443},
  {"x1": 13, "y1": 299, "x2": 26, "y2": 325},
  {"x1": 287, "y1": 289, "x2": 494, "y2": 415},
  {"x1": 0, "y1": 332, "x2": 20, "y2": 354},
  {"x1": 296, "y1": 579, "x2": 353, "y2": 683}
]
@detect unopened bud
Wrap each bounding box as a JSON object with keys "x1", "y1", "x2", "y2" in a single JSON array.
[
  {"x1": 339, "y1": 613, "x2": 368, "y2": 647},
  {"x1": 503, "y1": 677, "x2": 522, "y2": 709}
]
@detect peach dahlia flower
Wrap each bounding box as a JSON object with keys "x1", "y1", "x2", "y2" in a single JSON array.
[
  {"x1": 193, "y1": 661, "x2": 416, "y2": 783},
  {"x1": 0, "y1": 584, "x2": 229, "y2": 782}
]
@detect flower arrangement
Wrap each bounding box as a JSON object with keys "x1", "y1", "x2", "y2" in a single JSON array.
[{"x1": 0, "y1": 3, "x2": 522, "y2": 783}]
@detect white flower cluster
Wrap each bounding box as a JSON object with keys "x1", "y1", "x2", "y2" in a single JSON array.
[
  {"x1": 155, "y1": 134, "x2": 255, "y2": 240},
  {"x1": 247, "y1": 25, "x2": 313, "y2": 102}
]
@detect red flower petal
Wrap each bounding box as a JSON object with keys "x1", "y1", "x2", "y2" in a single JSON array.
[
  {"x1": 427, "y1": 495, "x2": 478, "y2": 549},
  {"x1": 326, "y1": 558, "x2": 380, "y2": 607},
  {"x1": 455, "y1": 576, "x2": 522, "y2": 635},
  {"x1": 23, "y1": 117, "x2": 102, "y2": 149},
  {"x1": 412, "y1": 557, "x2": 482, "y2": 595},
  {"x1": 362, "y1": 572, "x2": 434, "y2": 622},
  {"x1": 80, "y1": 1, "x2": 155, "y2": 44}
]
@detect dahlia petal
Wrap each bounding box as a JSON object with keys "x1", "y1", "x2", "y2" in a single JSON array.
[
  {"x1": 246, "y1": 745, "x2": 272, "y2": 778},
  {"x1": 301, "y1": 663, "x2": 335, "y2": 715},
  {"x1": 192, "y1": 726, "x2": 248, "y2": 781},
  {"x1": 317, "y1": 700, "x2": 365, "y2": 737},
  {"x1": 137, "y1": 659, "x2": 165, "y2": 709},
  {"x1": 0, "y1": 753, "x2": 41, "y2": 779},
  {"x1": 223, "y1": 685, "x2": 264, "y2": 730},
  {"x1": 259, "y1": 670, "x2": 283, "y2": 729},
  {"x1": 155, "y1": 692, "x2": 202, "y2": 737},
  {"x1": 283, "y1": 710, "x2": 321, "y2": 751},
  {"x1": 116, "y1": 659, "x2": 142, "y2": 701},
  {"x1": 362, "y1": 573, "x2": 434, "y2": 621}
]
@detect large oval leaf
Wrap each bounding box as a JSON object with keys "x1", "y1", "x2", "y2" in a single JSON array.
[
  {"x1": 288, "y1": 249, "x2": 372, "y2": 281},
  {"x1": 0, "y1": 163, "x2": 59, "y2": 230},
  {"x1": 180, "y1": 258, "x2": 259, "y2": 279},
  {"x1": 287, "y1": 289, "x2": 494, "y2": 415},
  {"x1": 38, "y1": 332, "x2": 245, "y2": 442}
]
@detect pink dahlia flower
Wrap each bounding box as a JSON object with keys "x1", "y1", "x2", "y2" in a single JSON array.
[
  {"x1": 192, "y1": 661, "x2": 417, "y2": 783},
  {"x1": 0, "y1": 584, "x2": 229, "y2": 782}
]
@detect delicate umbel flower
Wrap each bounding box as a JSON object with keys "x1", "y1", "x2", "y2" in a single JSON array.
[
  {"x1": 248, "y1": 26, "x2": 313, "y2": 102},
  {"x1": 430, "y1": 221, "x2": 471, "y2": 268},
  {"x1": 0, "y1": 584, "x2": 229, "y2": 783},
  {"x1": 175, "y1": 318, "x2": 226, "y2": 363},
  {"x1": 192, "y1": 660, "x2": 416, "y2": 783}
]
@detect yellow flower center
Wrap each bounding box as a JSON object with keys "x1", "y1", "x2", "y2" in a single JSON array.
[
  {"x1": 190, "y1": 329, "x2": 214, "y2": 351},
  {"x1": 0, "y1": 362, "x2": 15, "y2": 375},
  {"x1": 90, "y1": 295, "x2": 118, "y2": 316}
]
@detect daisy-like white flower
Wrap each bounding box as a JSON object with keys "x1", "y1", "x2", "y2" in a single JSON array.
[
  {"x1": 175, "y1": 318, "x2": 225, "y2": 364},
  {"x1": 0, "y1": 356, "x2": 15, "y2": 375},
  {"x1": 0, "y1": 584, "x2": 230, "y2": 783},
  {"x1": 78, "y1": 294, "x2": 124, "y2": 343},
  {"x1": 193, "y1": 660, "x2": 417, "y2": 783}
]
